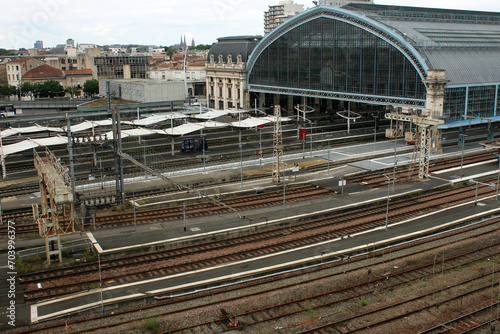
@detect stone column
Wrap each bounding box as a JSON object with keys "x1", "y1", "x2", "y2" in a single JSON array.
[{"x1": 423, "y1": 69, "x2": 449, "y2": 153}]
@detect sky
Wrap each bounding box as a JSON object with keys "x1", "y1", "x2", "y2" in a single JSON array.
[{"x1": 2, "y1": 0, "x2": 500, "y2": 50}]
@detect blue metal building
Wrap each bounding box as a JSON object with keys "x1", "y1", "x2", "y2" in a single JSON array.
[{"x1": 246, "y1": 4, "x2": 500, "y2": 126}]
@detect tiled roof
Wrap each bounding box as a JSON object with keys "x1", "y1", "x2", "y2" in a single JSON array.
[
  {"x1": 8, "y1": 57, "x2": 34, "y2": 64},
  {"x1": 63, "y1": 69, "x2": 92, "y2": 75},
  {"x1": 23, "y1": 64, "x2": 64, "y2": 79}
]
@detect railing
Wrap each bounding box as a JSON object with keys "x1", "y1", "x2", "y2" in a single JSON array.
[{"x1": 17, "y1": 237, "x2": 92, "y2": 259}]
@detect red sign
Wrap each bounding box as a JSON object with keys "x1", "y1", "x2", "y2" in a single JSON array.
[
  {"x1": 299, "y1": 128, "x2": 307, "y2": 140},
  {"x1": 257, "y1": 124, "x2": 264, "y2": 130}
]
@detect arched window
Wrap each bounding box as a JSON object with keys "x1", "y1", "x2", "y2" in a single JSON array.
[
  {"x1": 218, "y1": 53, "x2": 224, "y2": 64},
  {"x1": 227, "y1": 53, "x2": 232, "y2": 64}
]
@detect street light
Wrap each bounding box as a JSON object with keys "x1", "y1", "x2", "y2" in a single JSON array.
[
  {"x1": 459, "y1": 133, "x2": 468, "y2": 178},
  {"x1": 381, "y1": 174, "x2": 391, "y2": 231},
  {"x1": 98, "y1": 253, "x2": 104, "y2": 315},
  {"x1": 468, "y1": 179, "x2": 496, "y2": 206},
  {"x1": 493, "y1": 153, "x2": 500, "y2": 201}
]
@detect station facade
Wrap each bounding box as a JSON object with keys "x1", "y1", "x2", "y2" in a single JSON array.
[{"x1": 245, "y1": 4, "x2": 500, "y2": 127}]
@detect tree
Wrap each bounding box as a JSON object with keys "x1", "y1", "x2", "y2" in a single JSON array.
[
  {"x1": 20, "y1": 82, "x2": 36, "y2": 96},
  {"x1": 0, "y1": 48, "x2": 14, "y2": 56},
  {"x1": 37, "y1": 80, "x2": 64, "y2": 98},
  {"x1": 165, "y1": 47, "x2": 177, "y2": 58},
  {"x1": 83, "y1": 79, "x2": 99, "y2": 97},
  {"x1": 0, "y1": 84, "x2": 18, "y2": 97},
  {"x1": 189, "y1": 44, "x2": 215, "y2": 51}
]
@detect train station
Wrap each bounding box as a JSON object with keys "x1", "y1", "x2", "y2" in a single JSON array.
[{"x1": 1, "y1": 3, "x2": 500, "y2": 333}]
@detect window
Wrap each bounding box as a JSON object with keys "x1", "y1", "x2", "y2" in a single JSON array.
[{"x1": 249, "y1": 16, "x2": 425, "y2": 101}]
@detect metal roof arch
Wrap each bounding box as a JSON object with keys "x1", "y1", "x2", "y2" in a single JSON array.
[{"x1": 247, "y1": 5, "x2": 430, "y2": 86}]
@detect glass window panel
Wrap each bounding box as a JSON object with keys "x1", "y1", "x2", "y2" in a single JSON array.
[{"x1": 248, "y1": 17, "x2": 426, "y2": 100}]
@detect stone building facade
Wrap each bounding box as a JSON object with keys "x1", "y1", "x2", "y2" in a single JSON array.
[{"x1": 205, "y1": 36, "x2": 262, "y2": 110}]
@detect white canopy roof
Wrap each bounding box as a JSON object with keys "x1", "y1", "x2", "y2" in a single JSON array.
[
  {"x1": 0, "y1": 113, "x2": 292, "y2": 157},
  {"x1": 122, "y1": 113, "x2": 187, "y2": 126},
  {"x1": 231, "y1": 117, "x2": 272, "y2": 128},
  {"x1": 192, "y1": 110, "x2": 229, "y2": 120},
  {"x1": 0, "y1": 125, "x2": 64, "y2": 138},
  {"x1": 0, "y1": 136, "x2": 68, "y2": 157},
  {"x1": 162, "y1": 123, "x2": 205, "y2": 136}
]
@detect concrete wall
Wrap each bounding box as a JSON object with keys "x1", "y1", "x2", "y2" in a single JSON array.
[{"x1": 99, "y1": 79, "x2": 186, "y2": 103}]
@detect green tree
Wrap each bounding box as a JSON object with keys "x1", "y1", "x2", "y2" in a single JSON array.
[
  {"x1": 82, "y1": 79, "x2": 99, "y2": 97},
  {"x1": 189, "y1": 44, "x2": 215, "y2": 51},
  {"x1": 0, "y1": 48, "x2": 14, "y2": 56},
  {"x1": 37, "y1": 80, "x2": 64, "y2": 97},
  {"x1": 20, "y1": 82, "x2": 37, "y2": 96},
  {"x1": 165, "y1": 47, "x2": 177, "y2": 58},
  {"x1": 0, "y1": 84, "x2": 18, "y2": 97}
]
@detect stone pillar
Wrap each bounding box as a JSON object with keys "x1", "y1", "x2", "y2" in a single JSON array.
[
  {"x1": 423, "y1": 69, "x2": 449, "y2": 154},
  {"x1": 222, "y1": 78, "x2": 228, "y2": 110},
  {"x1": 287, "y1": 95, "x2": 294, "y2": 114},
  {"x1": 273, "y1": 94, "x2": 280, "y2": 108},
  {"x1": 422, "y1": 69, "x2": 449, "y2": 119}
]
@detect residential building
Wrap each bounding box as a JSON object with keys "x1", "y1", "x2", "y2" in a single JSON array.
[
  {"x1": 44, "y1": 48, "x2": 102, "y2": 79},
  {"x1": 66, "y1": 38, "x2": 75, "y2": 49},
  {"x1": 77, "y1": 44, "x2": 98, "y2": 54},
  {"x1": 21, "y1": 64, "x2": 93, "y2": 96},
  {"x1": 264, "y1": 1, "x2": 304, "y2": 34},
  {"x1": 6, "y1": 57, "x2": 46, "y2": 87},
  {"x1": 34, "y1": 40, "x2": 43, "y2": 49},
  {"x1": 206, "y1": 36, "x2": 262, "y2": 109},
  {"x1": 318, "y1": 0, "x2": 373, "y2": 6},
  {"x1": 94, "y1": 55, "x2": 149, "y2": 80}
]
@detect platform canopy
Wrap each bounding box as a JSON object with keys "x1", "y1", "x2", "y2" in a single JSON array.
[
  {"x1": 122, "y1": 113, "x2": 187, "y2": 126},
  {"x1": 162, "y1": 122, "x2": 205, "y2": 136},
  {"x1": 0, "y1": 136, "x2": 69, "y2": 157},
  {"x1": 231, "y1": 117, "x2": 272, "y2": 128},
  {"x1": 0, "y1": 125, "x2": 64, "y2": 138},
  {"x1": 192, "y1": 109, "x2": 229, "y2": 120}
]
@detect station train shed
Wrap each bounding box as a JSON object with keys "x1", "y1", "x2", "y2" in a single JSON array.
[{"x1": 240, "y1": 3, "x2": 500, "y2": 177}]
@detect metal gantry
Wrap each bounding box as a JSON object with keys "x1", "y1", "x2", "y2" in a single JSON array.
[
  {"x1": 385, "y1": 110, "x2": 444, "y2": 179},
  {"x1": 272, "y1": 105, "x2": 284, "y2": 184},
  {"x1": 33, "y1": 148, "x2": 78, "y2": 264}
]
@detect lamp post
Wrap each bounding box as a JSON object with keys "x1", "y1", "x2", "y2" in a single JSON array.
[
  {"x1": 98, "y1": 253, "x2": 104, "y2": 315},
  {"x1": 132, "y1": 173, "x2": 137, "y2": 236},
  {"x1": 381, "y1": 174, "x2": 390, "y2": 231},
  {"x1": 201, "y1": 129, "x2": 206, "y2": 172},
  {"x1": 459, "y1": 133, "x2": 468, "y2": 178},
  {"x1": 468, "y1": 179, "x2": 496, "y2": 206},
  {"x1": 493, "y1": 153, "x2": 500, "y2": 201},
  {"x1": 283, "y1": 166, "x2": 286, "y2": 212},
  {"x1": 393, "y1": 137, "x2": 398, "y2": 192},
  {"x1": 240, "y1": 129, "x2": 243, "y2": 187}
]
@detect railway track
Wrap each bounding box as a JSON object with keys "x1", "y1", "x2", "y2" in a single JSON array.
[
  {"x1": 13, "y1": 210, "x2": 500, "y2": 333},
  {"x1": 18, "y1": 180, "x2": 499, "y2": 303},
  {"x1": 347, "y1": 150, "x2": 498, "y2": 188},
  {"x1": 0, "y1": 183, "x2": 330, "y2": 237}
]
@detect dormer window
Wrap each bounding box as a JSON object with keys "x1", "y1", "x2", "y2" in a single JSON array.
[
  {"x1": 210, "y1": 54, "x2": 215, "y2": 64},
  {"x1": 227, "y1": 53, "x2": 232, "y2": 64},
  {"x1": 237, "y1": 54, "x2": 242, "y2": 64},
  {"x1": 218, "y1": 53, "x2": 224, "y2": 64}
]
